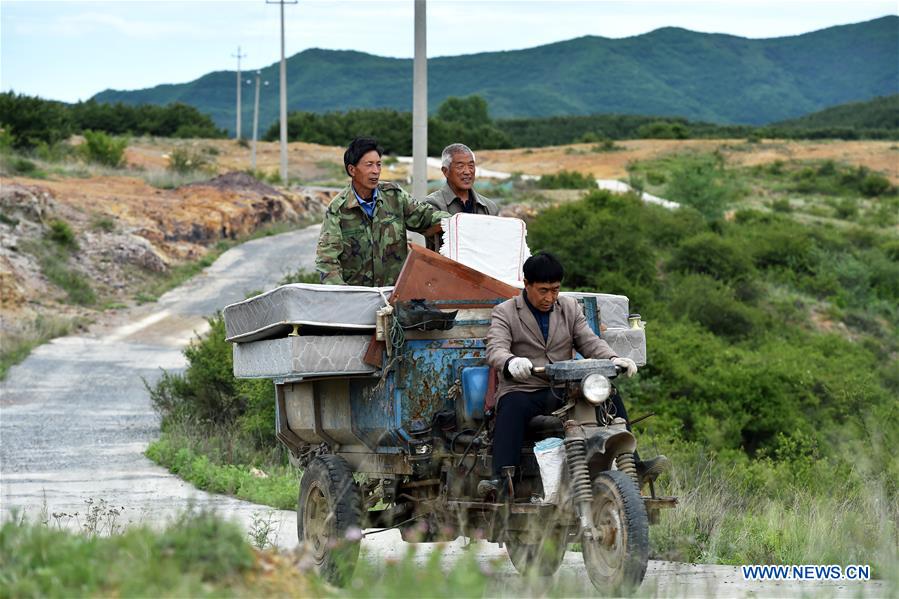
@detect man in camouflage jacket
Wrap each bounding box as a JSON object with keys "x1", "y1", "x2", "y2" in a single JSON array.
[{"x1": 315, "y1": 137, "x2": 450, "y2": 286}]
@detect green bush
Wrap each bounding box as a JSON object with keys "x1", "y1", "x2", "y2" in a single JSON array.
[
  {"x1": 527, "y1": 191, "x2": 658, "y2": 296},
  {"x1": 667, "y1": 233, "x2": 755, "y2": 283},
  {"x1": 664, "y1": 153, "x2": 738, "y2": 220},
  {"x1": 859, "y1": 172, "x2": 892, "y2": 197},
  {"x1": 637, "y1": 121, "x2": 690, "y2": 139},
  {"x1": 80, "y1": 130, "x2": 128, "y2": 167},
  {"x1": 537, "y1": 169, "x2": 595, "y2": 189},
  {"x1": 9, "y1": 156, "x2": 38, "y2": 176},
  {"x1": 667, "y1": 274, "x2": 758, "y2": 338},
  {"x1": 46, "y1": 219, "x2": 78, "y2": 249},
  {"x1": 167, "y1": 147, "x2": 211, "y2": 174},
  {"x1": 770, "y1": 198, "x2": 792, "y2": 213}
]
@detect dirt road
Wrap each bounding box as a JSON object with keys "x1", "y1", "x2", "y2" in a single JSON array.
[{"x1": 0, "y1": 226, "x2": 885, "y2": 597}]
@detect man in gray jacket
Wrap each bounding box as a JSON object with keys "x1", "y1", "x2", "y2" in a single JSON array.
[
  {"x1": 481, "y1": 252, "x2": 664, "y2": 498},
  {"x1": 426, "y1": 143, "x2": 499, "y2": 216}
]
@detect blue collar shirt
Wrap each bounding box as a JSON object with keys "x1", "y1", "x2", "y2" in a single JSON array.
[{"x1": 353, "y1": 185, "x2": 378, "y2": 219}]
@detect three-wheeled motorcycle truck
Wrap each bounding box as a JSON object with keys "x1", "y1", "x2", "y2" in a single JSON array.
[{"x1": 224, "y1": 265, "x2": 675, "y2": 592}]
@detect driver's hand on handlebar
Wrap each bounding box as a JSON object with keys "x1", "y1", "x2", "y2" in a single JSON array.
[
  {"x1": 508, "y1": 357, "x2": 534, "y2": 381},
  {"x1": 612, "y1": 356, "x2": 638, "y2": 378}
]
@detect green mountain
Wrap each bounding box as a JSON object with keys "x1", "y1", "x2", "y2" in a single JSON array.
[
  {"x1": 774, "y1": 94, "x2": 899, "y2": 130},
  {"x1": 92, "y1": 16, "x2": 898, "y2": 133}
]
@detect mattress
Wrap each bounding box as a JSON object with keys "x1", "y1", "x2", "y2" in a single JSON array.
[
  {"x1": 233, "y1": 335, "x2": 376, "y2": 379},
  {"x1": 223, "y1": 283, "x2": 393, "y2": 343},
  {"x1": 561, "y1": 291, "x2": 631, "y2": 329},
  {"x1": 602, "y1": 328, "x2": 647, "y2": 367}
]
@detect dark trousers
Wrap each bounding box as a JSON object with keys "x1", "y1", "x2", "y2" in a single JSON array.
[{"x1": 491, "y1": 386, "x2": 635, "y2": 476}]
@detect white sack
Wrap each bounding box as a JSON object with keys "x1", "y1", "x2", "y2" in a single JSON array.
[
  {"x1": 534, "y1": 437, "x2": 566, "y2": 504},
  {"x1": 439, "y1": 214, "x2": 530, "y2": 286}
]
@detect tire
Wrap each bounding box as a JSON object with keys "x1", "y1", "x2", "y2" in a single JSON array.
[
  {"x1": 506, "y1": 525, "x2": 568, "y2": 577},
  {"x1": 581, "y1": 470, "x2": 649, "y2": 593},
  {"x1": 297, "y1": 455, "x2": 363, "y2": 587}
]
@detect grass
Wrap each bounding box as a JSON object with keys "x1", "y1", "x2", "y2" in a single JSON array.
[
  {"x1": 0, "y1": 315, "x2": 85, "y2": 380},
  {"x1": 644, "y1": 437, "x2": 899, "y2": 585},
  {"x1": 18, "y1": 235, "x2": 96, "y2": 307},
  {"x1": 0, "y1": 508, "x2": 321, "y2": 598},
  {"x1": 145, "y1": 431, "x2": 299, "y2": 510}
]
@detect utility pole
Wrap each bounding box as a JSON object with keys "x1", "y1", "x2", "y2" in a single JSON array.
[
  {"x1": 412, "y1": 0, "x2": 428, "y2": 200},
  {"x1": 232, "y1": 46, "x2": 247, "y2": 140},
  {"x1": 251, "y1": 71, "x2": 269, "y2": 172},
  {"x1": 267, "y1": 0, "x2": 297, "y2": 186}
]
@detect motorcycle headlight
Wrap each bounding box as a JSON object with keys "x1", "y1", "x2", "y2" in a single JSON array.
[{"x1": 582, "y1": 374, "x2": 611, "y2": 405}]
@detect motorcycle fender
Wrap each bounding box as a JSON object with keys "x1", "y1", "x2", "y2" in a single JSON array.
[{"x1": 584, "y1": 427, "x2": 637, "y2": 474}]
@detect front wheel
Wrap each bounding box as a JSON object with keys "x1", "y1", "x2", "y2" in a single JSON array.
[
  {"x1": 582, "y1": 470, "x2": 649, "y2": 593},
  {"x1": 297, "y1": 455, "x2": 362, "y2": 586},
  {"x1": 506, "y1": 525, "x2": 568, "y2": 577}
]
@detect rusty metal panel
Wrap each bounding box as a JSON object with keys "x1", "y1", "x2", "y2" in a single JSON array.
[{"x1": 390, "y1": 244, "x2": 519, "y2": 308}]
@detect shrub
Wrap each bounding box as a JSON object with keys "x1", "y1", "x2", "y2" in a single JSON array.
[
  {"x1": 667, "y1": 274, "x2": 758, "y2": 338},
  {"x1": 834, "y1": 198, "x2": 858, "y2": 220},
  {"x1": 537, "y1": 169, "x2": 595, "y2": 189},
  {"x1": 859, "y1": 172, "x2": 892, "y2": 197},
  {"x1": 527, "y1": 191, "x2": 658, "y2": 294},
  {"x1": 637, "y1": 121, "x2": 689, "y2": 139},
  {"x1": 667, "y1": 233, "x2": 755, "y2": 283},
  {"x1": 46, "y1": 219, "x2": 78, "y2": 250},
  {"x1": 80, "y1": 130, "x2": 127, "y2": 167},
  {"x1": 9, "y1": 157, "x2": 38, "y2": 176},
  {"x1": 646, "y1": 171, "x2": 667, "y2": 185},
  {"x1": 664, "y1": 153, "x2": 738, "y2": 220},
  {"x1": 167, "y1": 147, "x2": 211, "y2": 174},
  {"x1": 770, "y1": 198, "x2": 792, "y2": 213}
]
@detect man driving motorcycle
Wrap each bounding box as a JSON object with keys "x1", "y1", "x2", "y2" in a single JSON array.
[{"x1": 481, "y1": 251, "x2": 666, "y2": 498}]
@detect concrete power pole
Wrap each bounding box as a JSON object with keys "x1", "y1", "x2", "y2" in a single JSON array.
[
  {"x1": 251, "y1": 72, "x2": 269, "y2": 172},
  {"x1": 232, "y1": 46, "x2": 247, "y2": 140},
  {"x1": 412, "y1": 0, "x2": 428, "y2": 200},
  {"x1": 267, "y1": 0, "x2": 297, "y2": 186}
]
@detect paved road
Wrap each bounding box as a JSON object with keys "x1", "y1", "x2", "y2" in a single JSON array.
[{"x1": 0, "y1": 225, "x2": 885, "y2": 597}]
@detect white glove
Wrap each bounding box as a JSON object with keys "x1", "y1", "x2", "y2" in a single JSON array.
[
  {"x1": 508, "y1": 357, "x2": 534, "y2": 381},
  {"x1": 612, "y1": 357, "x2": 638, "y2": 378}
]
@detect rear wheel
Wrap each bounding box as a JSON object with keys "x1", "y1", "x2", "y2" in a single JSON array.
[
  {"x1": 582, "y1": 470, "x2": 649, "y2": 593},
  {"x1": 297, "y1": 455, "x2": 362, "y2": 586},
  {"x1": 506, "y1": 525, "x2": 568, "y2": 577}
]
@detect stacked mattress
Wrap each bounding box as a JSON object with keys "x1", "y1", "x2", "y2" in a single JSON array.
[
  {"x1": 562, "y1": 291, "x2": 647, "y2": 366},
  {"x1": 224, "y1": 284, "x2": 391, "y2": 380},
  {"x1": 225, "y1": 284, "x2": 647, "y2": 380}
]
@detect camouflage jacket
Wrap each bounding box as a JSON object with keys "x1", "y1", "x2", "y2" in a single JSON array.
[{"x1": 315, "y1": 182, "x2": 450, "y2": 286}]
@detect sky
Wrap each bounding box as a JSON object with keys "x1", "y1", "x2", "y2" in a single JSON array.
[{"x1": 2, "y1": 0, "x2": 896, "y2": 103}]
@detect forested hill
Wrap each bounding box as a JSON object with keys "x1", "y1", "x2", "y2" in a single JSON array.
[
  {"x1": 92, "y1": 16, "x2": 898, "y2": 133},
  {"x1": 773, "y1": 94, "x2": 899, "y2": 131}
]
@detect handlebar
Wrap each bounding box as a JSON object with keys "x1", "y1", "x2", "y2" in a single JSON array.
[{"x1": 527, "y1": 361, "x2": 625, "y2": 378}]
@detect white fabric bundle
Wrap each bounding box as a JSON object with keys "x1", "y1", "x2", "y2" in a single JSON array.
[
  {"x1": 439, "y1": 214, "x2": 530, "y2": 286},
  {"x1": 534, "y1": 437, "x2": 566, "y2": 504}
]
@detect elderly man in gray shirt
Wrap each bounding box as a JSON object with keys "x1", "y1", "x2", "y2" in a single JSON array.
[{"x1": 426, "y1": 143, "x2": 499, "y2": 216}]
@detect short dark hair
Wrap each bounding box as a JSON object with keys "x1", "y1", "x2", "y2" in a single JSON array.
[
  {"x1": 344, "y1": 137, "x2": 383, "y2": 176},
  {"x1": 523, "y1": 251, "x2": 564, "y2": 284}
]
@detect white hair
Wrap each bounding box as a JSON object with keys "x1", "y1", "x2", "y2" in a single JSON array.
[{"x1": 441, "y1": 143, "x2": 476, "y2": 169}]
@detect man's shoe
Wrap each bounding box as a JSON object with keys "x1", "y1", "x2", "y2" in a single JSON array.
[{"x1": 636, "y1": 455, "x2": 670, "y2": 486}]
